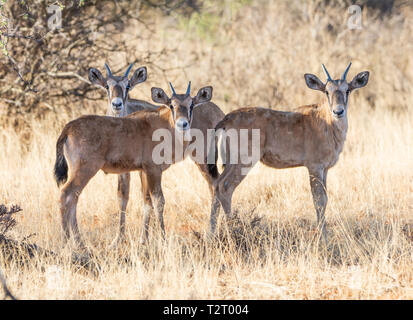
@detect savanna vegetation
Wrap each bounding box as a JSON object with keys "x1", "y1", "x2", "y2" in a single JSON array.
[{"x1": 1, "y1": 0, "x2": 413, "y2": 299}]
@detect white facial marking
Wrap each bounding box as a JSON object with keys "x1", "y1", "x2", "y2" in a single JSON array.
[
  {"x1": 175, "y1": 117, "x2": 189, "y2": 132},
  {"x1": 111, "y1": 97, "x2": 123, "y2": 111}
]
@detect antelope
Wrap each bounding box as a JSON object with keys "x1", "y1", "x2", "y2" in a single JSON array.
[
  {"x1": 207, "y1": 63, "x2": 369, "y2": 241},
  {"x1": 54, "y1": 81, "x2": 224, "y2": 248},
  {"x1": 89, "y1": 63, "x2": 159, "y2": 117},
  {"x1": 88, "y1": 63, "x2": 158, "y2": 244}
]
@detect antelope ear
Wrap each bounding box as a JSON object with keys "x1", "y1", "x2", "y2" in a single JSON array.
[
  {"x1": 151, "y1": 87, "x2": 170, "y2": 105},
  {"x1": 193, "y1": 86, "x2": 213, "y2": 106},
  {"x1": 129, "y1": 66, "x2": 147, "y2": 89},
  {"x1": 88, "y1": 68, "x2": 107, "y2": 88},
  {"x1": 304, "y1": 73, "x2": 325, "y2": 91},
  {"x1": 349, "y1": 71, "x2": 369, "y2": 91}
]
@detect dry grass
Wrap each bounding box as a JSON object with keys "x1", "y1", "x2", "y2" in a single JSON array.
[{"x1": 1, "y1": 0, "x2": 413, "y2": 299}]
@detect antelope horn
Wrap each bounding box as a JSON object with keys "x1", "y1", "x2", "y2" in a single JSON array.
[
  {"x1": 104, "y1": 63, "x2": 112, "y2": 77},
  {"x1": 169, "y1": 82, "x2": 176, "y2": 96},
  {"x1": 322, "y1": 64, "x2": 332, "y2": 82},
  {"x1": 341, "y1": 62, "x2": 352, "y2": 81},
  {"x1": 186, "y1": 81, "x2": 191, "y2": 96},
  {"x1": 124, "y1": 63, "x2": 133, "y2": 78}
]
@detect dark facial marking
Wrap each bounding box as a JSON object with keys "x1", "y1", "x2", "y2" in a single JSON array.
[{"x1": 112, "y1": 85, "x2": 124, "y2": 99}]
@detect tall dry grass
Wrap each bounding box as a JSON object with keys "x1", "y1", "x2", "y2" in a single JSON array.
[{"x1": 1, "y1": 0, "x2": 413, "y2": 299}]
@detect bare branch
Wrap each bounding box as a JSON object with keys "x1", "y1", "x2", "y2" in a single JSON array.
[
  {"x1": 0, "y1": 0, "x2": 200, "y2": 121},
  {"x1": 47, "y1": 72, "x2": 91, "y2": 85},
  {"x1": 0, "y1": 204, "x2": 22, "y2": 236},
  {"x1": 6, "y1": 55, "x2": 38, "y2": 93},
  {"x1": 0, "y1": 33, "x2": 43, "y2": 43}
]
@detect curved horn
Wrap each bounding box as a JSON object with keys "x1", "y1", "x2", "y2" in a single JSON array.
[
  {"x1": 169, "y1": 82, "x2": 176, "y2": 96},
  {"x1": 104, "y1": 63, "x2": 112, "y2": 77},
  {"x1": 186, "y1": 81, "x2": 191, "y2": 96},
  {"x1": 124, "y1": 63, "x2": 133, "y2": 78},
  {"x1": 341, "y1": 62, "x2": 352, "y2": 81},
  {"x1": 322, "y1": 64, "x2": 332, "y2": 82}
]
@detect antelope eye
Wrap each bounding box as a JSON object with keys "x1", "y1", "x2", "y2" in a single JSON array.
[
  {"x1": 325, "y1": 91, "x2": 329, "y2": 96},
  {"x1": 346, "y1": 89, "x2": 350, "y2": 95}
]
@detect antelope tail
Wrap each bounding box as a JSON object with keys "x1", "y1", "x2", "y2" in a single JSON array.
[
  {"x1": 54, "y1": 130, "x2": 68, "y2": 187},
  {"x1": 207, "y1": 121, "x2": 226, "y2": 179}
]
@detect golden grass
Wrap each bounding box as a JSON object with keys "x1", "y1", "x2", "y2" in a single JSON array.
[{"x1": 1, "y1": 1, "x2": 413, "y2": 299}]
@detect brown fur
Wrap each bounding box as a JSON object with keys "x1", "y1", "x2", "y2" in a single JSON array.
[
  {"x1": 88, "y1": 65, "x2": 159, "y2": 245},
  {"x1": 55, "y1": 86, "x2": 224, "y2": 247},
  {"x1": 127, "y1": 99, "x2": 159, "y2": 113},
  {"x1": 208, "y1": 67, "x2": 369, "y2": 241}
]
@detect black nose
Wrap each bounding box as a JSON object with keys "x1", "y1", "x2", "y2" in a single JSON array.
[
  {"x1": 112, "y1": 102, "x2": 122, "y2": 109},
  {"x1": 333, "y1": 109, "x2": 344, "y2": 116}
]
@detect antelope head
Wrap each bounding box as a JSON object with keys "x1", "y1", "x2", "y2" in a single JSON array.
[
  {"x1": 151, "y1": 82, "x2": 213, "y2": 135},
  {"x1": 88, "y1": 63, "x2": 147, "y2": 116},
  {"x1": 304, "y1": 63, "x2": 369, "y2": 119}
]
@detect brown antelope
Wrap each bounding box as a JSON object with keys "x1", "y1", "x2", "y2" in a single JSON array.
[
  {"x1": 88, "y1": 63, "x2": 158, "y2": 244},
  {"x1": 208, "y1": 63, "x2": 369, "y2": 241},
  {"x1": 54, "y1": 82, "x2": 224, "y2": 247},
  {"x1": 89, "y1": 63, "x2": 159, "y2": 117}
]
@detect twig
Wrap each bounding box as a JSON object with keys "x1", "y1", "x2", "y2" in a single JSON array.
[
  {"x1": 47, "y1": 71, "x2": 91, "y2": 85},
  {"x1": 0, "y1": 33, "x2": 42, "y2": 43},
  {"x1": 6, "y1": 55, "x2": 37, "y2": 93},
  {"x1": 0, "y1": 204, "x2": 22, "y2": 235}
]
